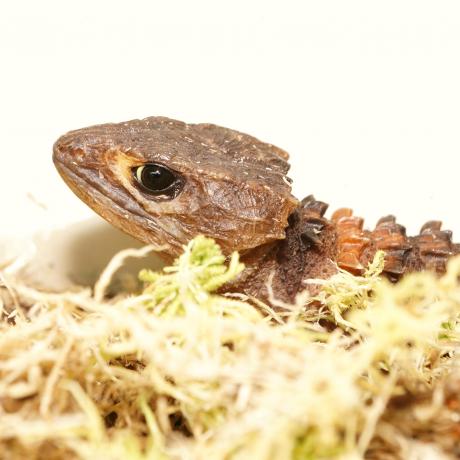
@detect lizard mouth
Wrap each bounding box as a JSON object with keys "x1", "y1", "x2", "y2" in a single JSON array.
[
  {"x1": 53, "y1": 140, "x2": 150, "y2": 222},
  {"x1": 52, "y1": 149, "x2": 184, "y2": 258},
  {"x1": 53, "y1": 160, "x2": 145, "y2": 222}
]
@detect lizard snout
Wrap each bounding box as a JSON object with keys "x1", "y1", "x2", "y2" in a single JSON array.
[{"x1": 52, "y1": 129, "x2": 106, "y2": 174}]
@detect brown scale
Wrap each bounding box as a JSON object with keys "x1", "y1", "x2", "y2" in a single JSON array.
[{"x1": 332, "y1": 208, "x2": 459, "y2": 280}]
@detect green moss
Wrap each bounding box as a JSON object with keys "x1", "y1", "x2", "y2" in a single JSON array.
[
  {"x1": 139, "y1": 236, "x2": 245, "y2": 317},
  {"x1": 2, "y1": 237, "x2": 460, "y2": 459}
]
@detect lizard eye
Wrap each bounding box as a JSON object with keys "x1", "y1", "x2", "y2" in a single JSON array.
[{"x1": 133, "y1": 164, "x2": 181, "y2": 197}]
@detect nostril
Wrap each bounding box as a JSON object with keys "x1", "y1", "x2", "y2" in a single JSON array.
[
  {"x1": 52, "y1": 134, "x2": 98, "y2": 174},
  {"x1": 52, "y1": 134, "x2": 79, "y2": 166},
  {"x1": 52, "y1": 140, "x2": 64, "y2": 165},
  {"x1": 52, "y1": 143, "x2": 70, "y2": 169},
  {"x1": 52, "y1": 135, "x2": 77, "y2": 168}
]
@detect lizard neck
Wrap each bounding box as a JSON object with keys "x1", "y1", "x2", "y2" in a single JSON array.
[{"x1": 228, "y1": 196, "x2": 339, "y2": 304}]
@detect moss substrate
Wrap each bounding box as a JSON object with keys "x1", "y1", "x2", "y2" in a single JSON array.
[{"x1": 1, "y1": 236, "x2": 460, "y2": 459}]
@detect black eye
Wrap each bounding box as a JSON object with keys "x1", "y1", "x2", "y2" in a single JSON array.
[{"x1": 133, "y1": 164, "x2": 180, "y2": 196}]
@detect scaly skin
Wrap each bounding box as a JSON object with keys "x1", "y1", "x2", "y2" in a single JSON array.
[{"x1": 53, "y1": 116, "x2": 460, "y2": 304}]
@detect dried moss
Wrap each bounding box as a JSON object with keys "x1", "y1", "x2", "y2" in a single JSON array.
[{"x1": 1, "y1": 237, "x2": 460, "y2": 459}]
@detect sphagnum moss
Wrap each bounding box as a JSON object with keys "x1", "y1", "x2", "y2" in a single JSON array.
[{"x1": 1, "y1": 236, "x2": 460, "y2": 460}]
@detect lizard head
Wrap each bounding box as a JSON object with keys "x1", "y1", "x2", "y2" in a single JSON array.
[{"x1": 53, "y1": 116, "x2": 299, "y2": 258}]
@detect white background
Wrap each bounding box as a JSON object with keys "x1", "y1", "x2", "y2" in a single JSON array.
[{"x1": 1, "y1": 0, "x2": 460, "y2": 241}]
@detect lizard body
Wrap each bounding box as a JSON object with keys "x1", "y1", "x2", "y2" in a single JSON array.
[{"x1": 53, "y1": 117, "x2": 460, "y2": 303}]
